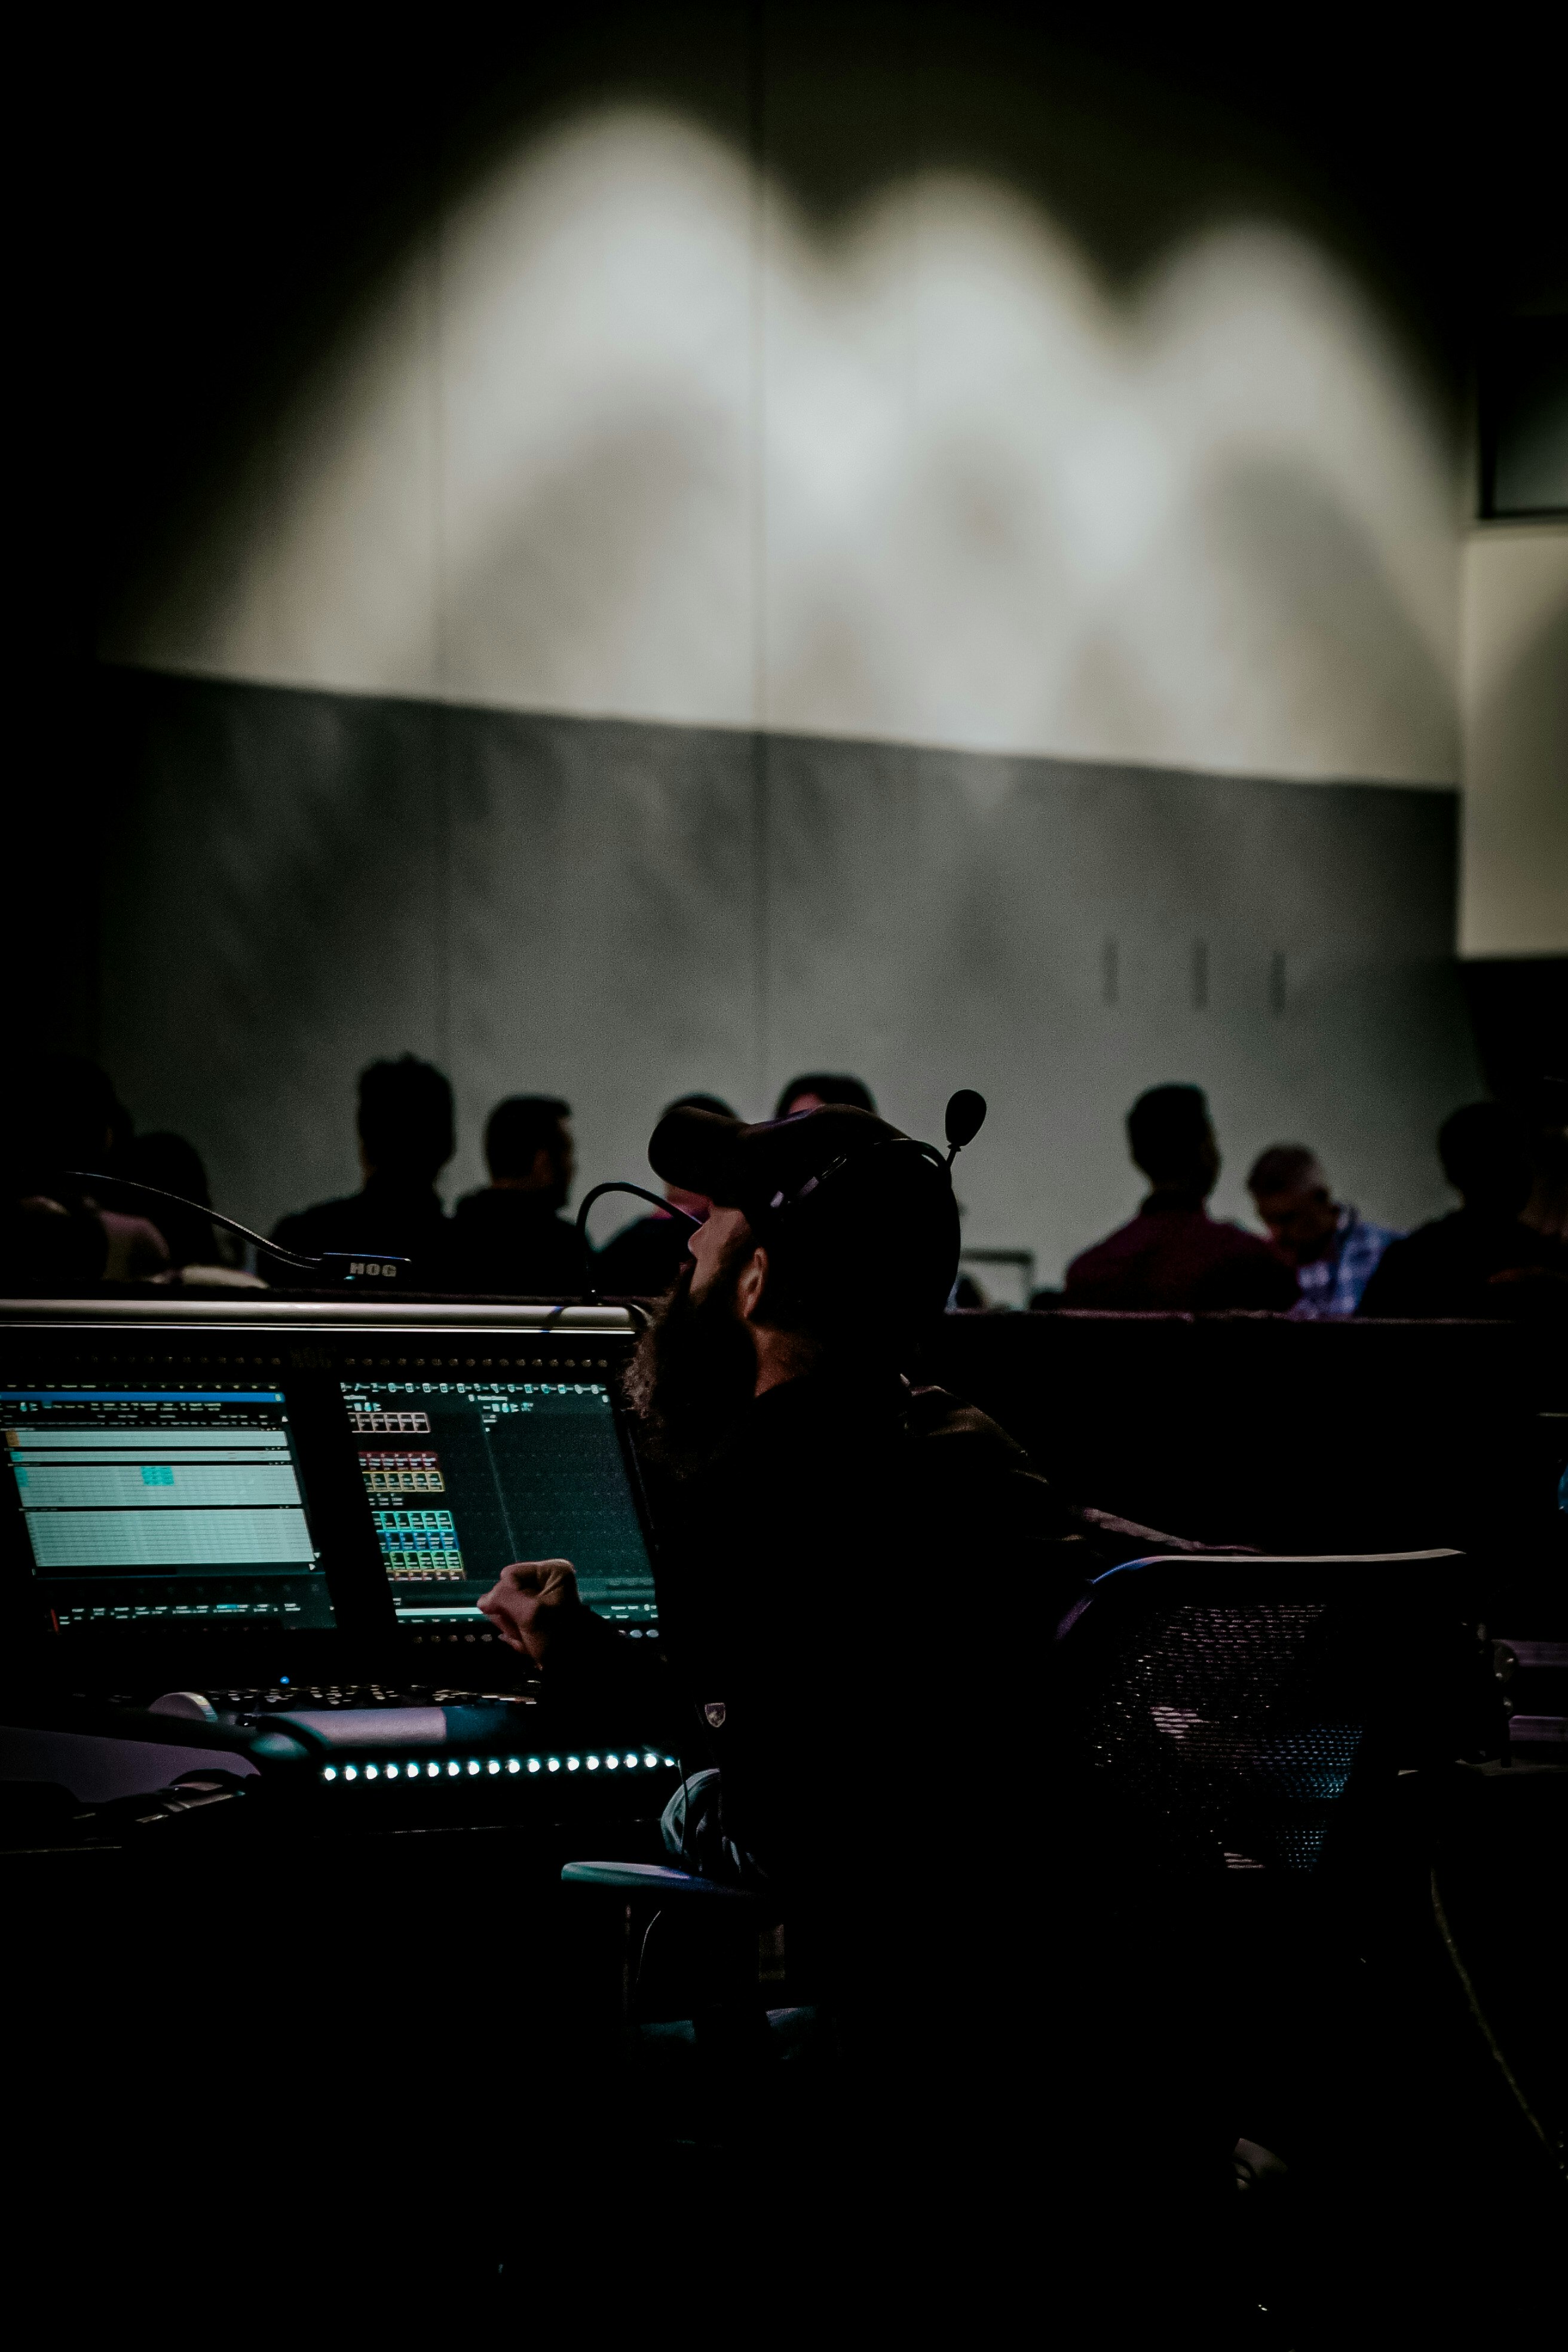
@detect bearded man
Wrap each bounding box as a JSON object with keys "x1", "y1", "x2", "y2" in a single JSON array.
[
  {"x1": 478, "y1": 1100, "x2": 1240, "y2": 2318},
  {"x1": 479, "y1": 1098, "x2": 1189, "y2": 1971}
]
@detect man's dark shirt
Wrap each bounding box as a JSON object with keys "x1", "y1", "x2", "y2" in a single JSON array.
[
  {"x1": 595, "y1": 1211, "x2": 692, "y2": 1297},
  {"x1": 1064, "y1": 1192, "x2": 1298, "y2": 1311},
  {"x1": 547, "y1": 1367, "x2": 1111, "y2": 1952},
  {"x1": 445, "y1": 1189, "x2": 589, "y2": 1296},
  {"x1": 271, "y1": 1176, "x2": 450, "y2": 1279},
  {"x1": 1357, "y1": 1208, "x2": 1568, "y2": 1318}
]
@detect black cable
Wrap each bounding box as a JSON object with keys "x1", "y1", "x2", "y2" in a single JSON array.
[
  {"x1": 573, "y1": 1181, "x2": 702, "y2": 1304},
  {"x1": 64, "y1": 1170, "x2": 321, "y2": 1269},
  {"x1": 1430, "y1": 1868, "x2": 1561, "y2": 2173}
]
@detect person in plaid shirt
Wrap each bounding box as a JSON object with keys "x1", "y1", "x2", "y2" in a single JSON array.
[{"x1": 1247, "y1": 1143, "x2": 1401, "y2": 1316}]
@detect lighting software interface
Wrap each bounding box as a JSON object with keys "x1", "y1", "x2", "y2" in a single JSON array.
[
  {"x1": 342, "y1": 1377, "x2": 657, "y2": 1635},
  {"x1": 2, "y1": 1389, "x2": 335, "y2": 1633}
]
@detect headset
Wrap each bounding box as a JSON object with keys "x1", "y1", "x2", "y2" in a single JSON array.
[
  {"x1": 764, "y1": 1088, "x2": 985, "y2": 1211},
  {"x1": 574, "y1": 1089, "x2": 987, "y2": 1309}
]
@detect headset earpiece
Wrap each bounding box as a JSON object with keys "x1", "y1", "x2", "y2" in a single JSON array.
[{"x1": 765, "y1": 1134, "x2": 961, "y2": 1322}]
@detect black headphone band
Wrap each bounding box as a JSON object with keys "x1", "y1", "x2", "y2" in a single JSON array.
[{"x1": 761, "y1": 1134, "x2": 950, "y2": 1222}]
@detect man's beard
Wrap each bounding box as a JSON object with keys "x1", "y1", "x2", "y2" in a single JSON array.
[{"x1": 623, "y1": 1246, "x2": 758, "y2": 1479}]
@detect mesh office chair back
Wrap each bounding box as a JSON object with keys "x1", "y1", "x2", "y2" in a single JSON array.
[{"x1": 1053, "y1": 1552, "x2": 1465, "y2": 1879}]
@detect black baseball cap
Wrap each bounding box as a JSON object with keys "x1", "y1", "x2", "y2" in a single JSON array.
[
  {"x1": 649, "y1": 1102, "x2": 903, "y2": 1222},
  {"x1": 648, "y1": 1101, "x2": 961, "y2": 1327}
]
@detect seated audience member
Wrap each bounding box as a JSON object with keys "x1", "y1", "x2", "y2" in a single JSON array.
[
  {"x1": 272, "y1": 1055, "x2": 454, "y2": 1276},
  {"x1": 1357, "y1": 1102, "x2": 1568, "y2": 1318},
  {"x1": 121, "y1": 1131, "x2": 224, "y2": 1269},
  {"x1": 1521, "y1": 1074, "x2": 1568, "y2": 1241},
  {"x1": 596, "y1": 1091, "x2": 736, "y2": 1296},
  {"x1": 0, "y1": 1193, "x2": 109, "y2": 1294},
  {"x1": 120, "y1": 1130, "x2": 265, "y2": 1288},
  {"x1": 1246, "y1": 1143, "x2": 1401, "y2": 1316},
  {"x1": 8, "y1": 1053, "x2": 169, "y2": 1284},
  {"x1": 774, "y1": 1071, "x2": 877, "y2": 1118},
  {"x1": 448, "y1": 1094, "x2": 588, "y2": 1296},
  {"x1": 1064, "y1": 1084, "x2": 1298, "y2": 1311}
]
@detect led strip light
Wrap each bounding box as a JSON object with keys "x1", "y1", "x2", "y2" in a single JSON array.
[{"x1": 318, "y1": 1751, "x2": 677, "y2": 1785}]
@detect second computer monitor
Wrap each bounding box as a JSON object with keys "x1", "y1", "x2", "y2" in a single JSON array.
[{"x1": 341, "y1": 1372, "x2": 658, "y2": 1639}]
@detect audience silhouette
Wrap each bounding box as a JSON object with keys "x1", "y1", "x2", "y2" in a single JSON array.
[
  {"x1": 1247, "y1": 1144, "x2": 1401, "y2": 1318},
  {"x1": 120, "y1": 1131, "x2": 228, "y2": 1272},
  {"x1": 448, "y1": 1095, "x2": 588, "y2": 1296},
  {"x1": 1065, "y1": 1085, "x2": 1298, "y2": 1311},
  {"x1": 6, "y1": 1045, "x2": 1566, "y2": 1321},
  {"x1": 1519, "y1": 1075, "x2": 1568, "y2": 1242},
  {"x1": 774, "y1": 1073, "x2": 877, "y2": 1118},
  {"x1": 2, "y1": 1054, "x2": 167, "y2": 1289},
  {"x1": 1358, "y1": 1103, "x2": 1568, "y2": 1318},
  {"x1": 272, "y1": 1055, "x2": 454, "y2": 1277}
]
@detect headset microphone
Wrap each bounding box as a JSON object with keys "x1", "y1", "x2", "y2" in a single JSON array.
[{"x1": 944, "y1": 1090, "x2": 987, "y2": 1165}]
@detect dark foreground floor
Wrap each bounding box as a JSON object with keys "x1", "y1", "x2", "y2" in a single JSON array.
[{"x1": 1, "y1": 1765, "x2": 1560, "y2": 2341}]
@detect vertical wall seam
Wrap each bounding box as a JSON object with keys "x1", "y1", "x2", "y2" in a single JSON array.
[
  {"x1": 431, "y1": 73, "x2": 454, "y2": 1086},
  {"x1": 749, "y1": 0, "x2": 771, "y2": 1101}
]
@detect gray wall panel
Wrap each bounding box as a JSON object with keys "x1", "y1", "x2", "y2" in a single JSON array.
[
  {"x1": 447, "y1": 709, "x2": 762, "y2": 1241},
  {"x1": 96, "y1": 672, "x2": 449, "y2": 1232},
  {"x1": 89, "y1": 667, "x2": 1480, "y2": 1281},
  {"x1": 760, "y1": 737, "x2": 1477, "y2": 1275}
]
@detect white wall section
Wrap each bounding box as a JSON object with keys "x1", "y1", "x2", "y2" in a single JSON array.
[
  {"x1": 1459, "y1": 525, "x2": 1568, "y2": 957},
  {"x1": 103, "y1": 110, "x2": 1460, "y2": 788}
]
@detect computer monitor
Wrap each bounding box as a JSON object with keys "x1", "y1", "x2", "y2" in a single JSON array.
[
  {"x1": 2, "y1": 1383, "x2": 336, "y2": 1637},
  {"x1": 0, "y1": 1300, "x2": 653, "y2": 1688},
  {"x1": 340, "y1": 1371, "x2": 659, "y2": 1639}
]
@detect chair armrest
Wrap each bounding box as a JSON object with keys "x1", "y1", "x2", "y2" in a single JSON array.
[{"x1": 561, "y1": 1860, "x2": 758, "y2": 1907}]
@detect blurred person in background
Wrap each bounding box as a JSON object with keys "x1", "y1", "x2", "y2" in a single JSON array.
[
  {"x1": 448, "y1": 1094, "x2": 588, "y2": 1296},
  {"x1": 1358, "y1": 1102, "x2": 1568, "y2": 1318},
  {"x1": 1247, "y1": 1143, "x2": 1401, "y2": 1316},
  {"x1": 0, "y1": 1194, "x2": 108, "y2": 1294},
  {"x1": 272, "y1": 1055, "x2": 453, "y2": 1278},
  {"x1": 774, "y1": 1072, "x2": 877, "y2": 1119},
  {"x1": 1064, "y1": 1084, "x2": 1297, "y2": 1312},
  {"x1": 1520, "y1": 1075, "x2": 1568, "y2": 1242},
  {"x1": 3, "y1": 1053, "x2": 168, "y2": 1286},
  {"x1": 120, "y1": 1130, "x2": 263, "y2": 1288},
  {"x1": 121, "y1": 1131, "x2": 224, "y2": 1270},
  {"x1": 596, "y1": 1091, "x2": 736, "y2": 1296}
]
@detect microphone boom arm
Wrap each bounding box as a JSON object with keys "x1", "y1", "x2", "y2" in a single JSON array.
[
  {"x1": 65, "y1": 1171, "x2": 324, "y2": 1269},
  {"x1": 574, "y1": 1181, "x2": 701, "y2": 1304}
]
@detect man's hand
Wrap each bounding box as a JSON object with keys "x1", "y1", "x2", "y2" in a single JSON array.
[{"x1": 476, "y1": 1559, "x2": 580, "y2": 1667}]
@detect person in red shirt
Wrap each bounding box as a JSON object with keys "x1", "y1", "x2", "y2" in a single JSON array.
[{"x1": 1064, "y1": 1083, "x2": 1298, "y2": 1311}]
